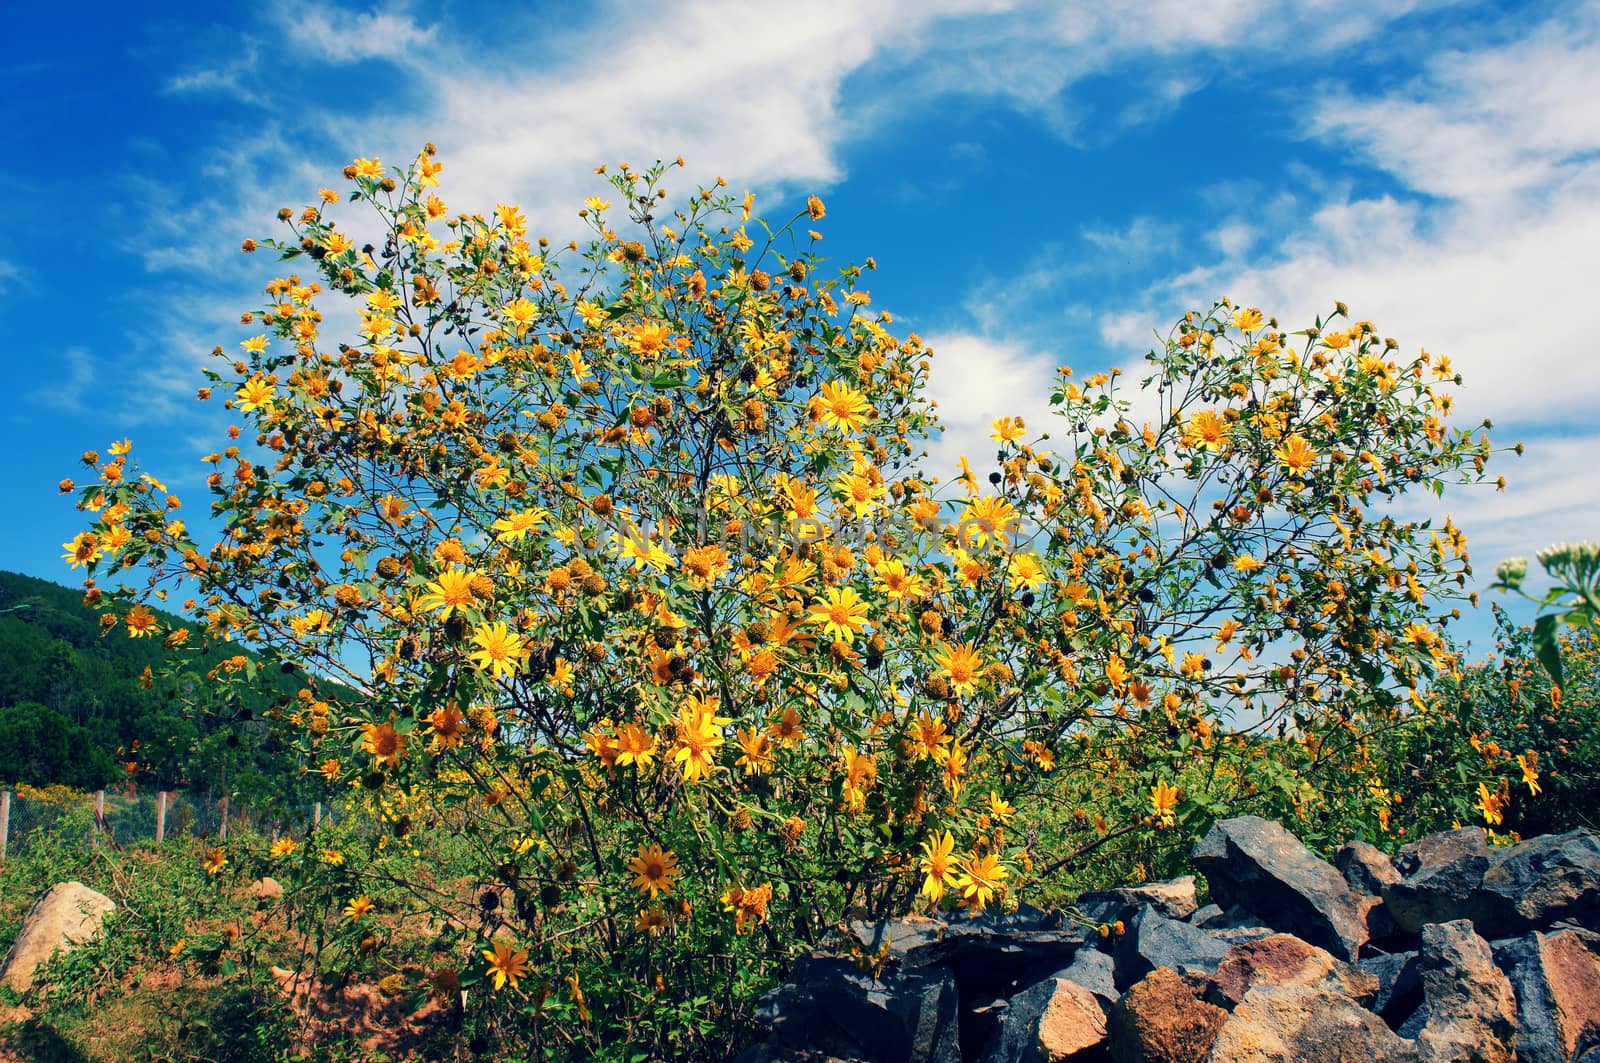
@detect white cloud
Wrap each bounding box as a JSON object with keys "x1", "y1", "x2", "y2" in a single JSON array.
[
  {"x1": 272, "y1": 2, "x2": 436, "y2": 63},
  {"x1": 920, "y1": 331, "x2": 1061, "y2": 477},
  {"x1": 1083, "y1": 2, "x2": 1600, "y2": 611}
]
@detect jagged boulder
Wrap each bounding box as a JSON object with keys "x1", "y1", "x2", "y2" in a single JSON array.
[
  {"x1": 1492, "y1": 929, "x2": 1600, "y2": 1063},
  {"x1": 1, "y1": 881, "x2": 116, "y2": 994},
  {"x1": 1412, "y1": 920, "x2": 1518, "y2": 1063},
  {"x1": 1108, "y1": 966, "x2": 1227, "y2": 1063},
  {"x1": 1113, "y1": 907, "x2": 1231, "y2": 985},
  {"x1": 1471, "y1": 830, "x2": 1600, "y2": 938},
  {"x1": 1204, "y1": 933, "x2": 1378, "y2": 1011},
  {"x1": 980, "y1": 976, "x2": 1108, "y2": 1062},
  {"x1": 748, "y1": 952, "x2": 960, "y2": 1063},
  {"x1": 1383, "y1": 828, "x2": 1494, "y2": 934},
  {"x1": 1192, "y1": 817, "x2": 1369, "y2": 961},
  {"x1": 1208, "y1": 984, "x2": 1417, "y2": 1062}
]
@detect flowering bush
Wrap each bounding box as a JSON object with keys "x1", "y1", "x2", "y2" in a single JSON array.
[{"x1": 61, "y1": 148, "x2": 1501, "y2": 1057}]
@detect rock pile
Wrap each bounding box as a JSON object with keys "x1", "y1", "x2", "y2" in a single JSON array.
[{"x1": 737, "y1": 817, "x2": 1600, "y2": 1063}]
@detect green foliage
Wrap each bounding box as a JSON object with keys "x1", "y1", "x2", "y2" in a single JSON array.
[{"x1": 0, "y1": 570, "x2": 318, "y2": 805}]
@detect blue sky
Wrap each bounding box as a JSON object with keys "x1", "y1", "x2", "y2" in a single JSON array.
[{"x1": 4, "y1": 0, "x2": 1596, "y2": 655}]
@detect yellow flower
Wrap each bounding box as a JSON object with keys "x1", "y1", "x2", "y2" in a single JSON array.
[
  {"x1": 1184, "y1": 409, "x2": 1228, "y2": 452},
  {"x1": 362, "y1": 721, "x2": 407, "y2": 767},
  {"x1": 951, "y1": 852, "x2": 1007, "y2": 913},
  {"x1": 919, "y1": 831, "x2": 957, "y2": 903},
  {"x1": 468, "y1": 621, "x2": 527, "y2": 679},
  {"x1": 735, "y1": 727, "x2": 775, "y2": 775},
  {"x1": 62, "y1": 531, "x2": 101, "y2": 568},
  {"x1": 960, "y1": 496, "x2": 1018, "y2": 548},
  {"x1": 426, "y1": 704, "x2": 469, "y2": 751},
  {"x1": 987, "y1": 792, "x2": 1015, "y2": 822},
  {"x1": 1517, "y1": 753, "x2": 1542, "y2": 796},
  {"x1": 1150, "y1": 781, "x2": 1180, "y2": 825},
  {"x1": 1275, "y1": 434, "x2": 1317, "y2": 474},
  {"x1": 1007, "y1": 552, "x2": 1045, "y2": 592},
  {"x1": 415, "y1": 566, "x2": 479, "y2": 619},
  {"x1": 628, "y1": 843, "x2": 681, "y2": 899},
  {"x1": 933, "y1": 642, "x2": 983, "y2": 698},
  {"x1": 1232, "y1": 554, "x2": 1264, "y2": 574},
  {"x1": 270, "y1": 837, "x2": 298, "y2": 859},
  {"x1": 235, "y1": 374, "x2": 276, "y2": 412},
  {"x1": 615, "y1": 722, "x2": 656, "y2": 768},
  {"x1": 1233, "y1": 307, "x2": 1264, "y2": 331},
  {"x1": 808, "y1": 587, "x2": 870, "y2": 645},
  {"x1": 806, "y1": 195, "x2": 826, "y2": 220},
  {"x1": 482, "y1": 942, "x2": 531, "y2": 991},
  {"x1": 343, "y1": 895, "x2": 374, "y2": 922},
  {"x1": 124, "y1": 605, "x2": 159, "y2": 638},
  {"x1": 990, "y1": 416, "x2": 1026, "y2": 444},
  {"x1": 816, "y1": 381, "x2": 871, "y2": 433},
  {"x1": 721, "y1": 881, "x2": 773, "y2": 934},
  {"x1": 202, "y1": 847, "x2": 227, "y2": 875},
  {"x1": 671, "y1": 695, "x2": 729, "y2": 783}
]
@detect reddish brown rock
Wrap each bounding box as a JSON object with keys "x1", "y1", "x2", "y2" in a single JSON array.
[
  {"x1": 1493, "y1": 928, "x2": 1600, "y2": 1063},
  {"x1": 1205, "y1": 933, "x2": 1378, "y2": 1010},
  {"x1": 1208, "y1": 985, "x2": 1416, "y2": 1062},
  {"x1": 1108, "y1": 966, "x2": 1227, "y2": 1063}
]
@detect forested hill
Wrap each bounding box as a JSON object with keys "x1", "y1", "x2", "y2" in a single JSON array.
[{"x1": 0, "y1": 570, "x2": 313, "y2": 799}]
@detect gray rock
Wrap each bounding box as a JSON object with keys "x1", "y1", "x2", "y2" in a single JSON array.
[
  {"x1": 1492, "y1": 929, "x2": 1600, "y2": 1063},
  {"x1": 1, "y1": 881, "x2": 116, "y2": 994},
  {"x1": 981, "y1": 976, "x2": 1108, "y2": 1062},
  {"x1": 753, "y1": 952, "x2": 960, "y2": 1063},
  {"x1": 1413, "y1": 920, "x2": 1517, "y2": 1063},
  {"x1": 1338, "y1": 841, "x2": 1402, "y2": 896},
  {"x1": 1077, "y1": 876, "x2": 1199, "y2": 924},
  {"x1": 1359, "y1": 950, "x2": 1422, "y2": 1022},
  {"x1": 845, "y1": 908, "x2": 1090, "y2": 972},
  {"x1": 1207, "y1": 984, "x2": 1417, "y2": 1062},
  {"x1": 1472, "y1": 830, "x2": 1600, "y2": 938},
  {"x1": 1190, "y1": 904, "x2": 1225, "y2": 927},
  {"x1": 1192, "y1": 817, "x2": 1369, "y2": 961},
  {"x1": 1384, "y1": 829, "x2": 1494, "y2": 934},
  {"x1": 1114, "y1": 906, "x2": 1231, "y2": 986},
  {"x1": 1053, "y1": 947, "x2": 1119, "y2": 1010}
]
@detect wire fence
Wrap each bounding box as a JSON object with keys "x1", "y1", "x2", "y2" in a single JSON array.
[{"x1": 0, "y1": 786, "x2": 335, "y2": 861}]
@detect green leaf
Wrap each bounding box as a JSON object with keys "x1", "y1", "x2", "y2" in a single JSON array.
[{"x1": 1533, "y1": 614, "x2": 1566, "y2": 686}]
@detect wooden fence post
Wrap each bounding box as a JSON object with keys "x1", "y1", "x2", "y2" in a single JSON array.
[
  {"x1": 95, "y1": 789, "x2": 106, "y2": 831},
  {"x1": 313, "y1": 801, "x2": 322, "y2": 833},
  {"x1": 155, "y1": 790, "x2": 168, "y2": 845},
  {"x1": 0, "y1": 790, "x2": 10, "y2": 862},
  {"x1": 219, "y1": 795, "x2": 230, "y2": 840}
]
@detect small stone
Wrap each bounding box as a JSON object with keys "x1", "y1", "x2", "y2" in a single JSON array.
[
  {"x1": 251, "y1": 876, "x2": 284, "y2": 900},
  {"x1": 1, "y1": 882, "x2": 117, "y2": 994},
  {"x1": 1077, "y1": 876, "x2": 1199, "y2": 924},
  {"x1": 1053, "y1": 947, "x2": 1118, "y2": 1010},
  {"x1": 752, "y1": 952, "x2": 959, "y2": 1063},
  {"x1": 1193, "y1": 817, "x2": 1369, "y2": 961},
  {"x1": 1108, "y1": 966, "x2": 1228, "y2": 1063}
]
